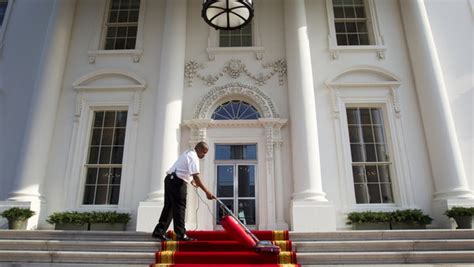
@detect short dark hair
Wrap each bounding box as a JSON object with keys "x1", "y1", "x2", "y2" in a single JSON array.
[{"x1": 195, "y1": 141, "x2": 209, "y2": 150}]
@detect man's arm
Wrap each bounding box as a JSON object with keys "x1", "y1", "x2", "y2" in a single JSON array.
[{"x1": 192, "y1": 174, "x2": 215, "y2": 200}]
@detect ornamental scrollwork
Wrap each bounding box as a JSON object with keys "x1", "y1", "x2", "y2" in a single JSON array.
[{"x1": 184, "y1": 59, "x2": 287, "y2": 87}]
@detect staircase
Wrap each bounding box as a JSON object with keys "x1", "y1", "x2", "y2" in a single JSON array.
[{"x1": 0, "y1": 229, "x2": 473, "y2": 266}]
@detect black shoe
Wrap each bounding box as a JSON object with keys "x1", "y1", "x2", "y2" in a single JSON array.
[
  {"x1": 176, "y1": 234, "x2": 196, "y2": 241},
  {"x1": 152, "y1": 232, "x2": 170, "y2": 241}
]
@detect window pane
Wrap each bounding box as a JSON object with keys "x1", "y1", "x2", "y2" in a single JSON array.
[
  {"x1": 359, "y1": 34, "x2": 369, "y2": 45},
  {"x1": 91, "y1": 129, "x2": 102, "y2": 146},
  {"x1": 348, "y1": 126, "x2": 360, "y2": 143},
  {"x1": 117, "y1": 27, "x2": 127, "y2": 37},
  {"x1": 109, "y1": 185, "x2": 120, "y2": 205},
  {"x1": 346, "y1": 22, "x2": 357, "y2": 33},
  {"x1": 95, "y1": 186, "x2": 108, "y2": 204},
  {"x1": 217, "y1": 165, "x2": 234, "y2": 197},
  {"x1": 355, "y1": 7, "x2": 365, "y2": 18},
  {"x1": 354, "y1": 184, "x2": 369, "y2": 203},
  {"x1": 352, "y1": 166, "x2": 365, "y2": 183},
  {"x1": 348, "y1": 34, "x2": 359, "y2": 45},
  {"x1": 367, "y1": 184, "x2": 381, "y2": 203},
  {"x1": 127, "y1": 26, "x2": 138, "y2": 38},
  {"x1": 105, "y1": 39, "x2": 115, "y2": 50},
  {"x1": 99, "y1": 146, "x2": 112, "y2": 164},
  {"x1": 104, "y1": 112, "x2": 116, "y2": 127},
  {"x1": 220, "y1": 23, "x2": 252, "y2": 47},
  {"x1": 365, "y1": 165, "x2": 378, "y2": 183},
  {"x1": 230, "y1": 35, "x2": 241, "y2": 47},
  {"x1": 376, "y1": 144, "x2": 389, "y2": 162},
  {"x1": 334, "y1": 7, "x2": 344, "y2": 18},
  {"x1": 380, "y1": 183, "x2": 394, "y2": 203},
  {"x1": 362, "y1": 126, "x2": 374, "y2": 142},
  {"x1": 336, "y1": 34, "x2": 348, "y2": 46},
  {"x1": 344, "y1": 7, "x2": 355, "y2": 18},
  {"x1": 346, "y1": 108, "x2": 359, "y2": 124},
  {"x1": 88, "y1": 147, "x2": 99, "y2": 164},
  {"x1": 97, "y1": 168, "x2": 110, "y2": 185},
  {"x1": 365, "y1": 144, "x2": 376, "y2": 162},
  {"x1": 125, "y1": 38, "x2": 136, "y2": 49},
  {"x1": 357, "y1": 22, "x2": 367, "y2": 33},
  {"x1": 359, "y1": 109, "x2": 371, "y2": 124},
  {"x1": 238, "y1": 165, "x2": 255, "y2": 197},
  {"x1": 115, "y1": 38, "x2": 126, "y2": 49},
  {"x1": 378, "y1": 165, "x2": 391, "y2": 183},
  {"x1": 94, "y1": 111, "x2": 104, "y2": 127},
  {"x1": 335, "y1": 22, "x2": 345, "y2": 33},
  {"x1": 373, "y1": 126, "x2": 385, "y2": 143},
  {"x1": 350, "y1": 144, "x2": 364, "y2": 162},
  {"x1": 101, "y1": 129, "x2": 114, "y2": 145},
  {"x1": 85, "y1": 168, "x2": 98, "y2": 184},
  {"x1": 111, "y1": 168, "x2": 122, "y2": 184},
  {"x1": 111, "y1": 146, "x2": 124, "y2": 164},
  {"x1": 216, "y1": 199, "x2": 234, "y2": 225},
  {"x1": 83, "y1": 186, "x2": 96, "y2": 204},
  {"x1": 238, "y1": 199, "x2": 256, "y2": 225},
  {"x1": 212, "y1": 100, "x2": 261, "y2": 120},
  {"x1": 113, "y1": 128, "x2": 126, "y2": 146}
]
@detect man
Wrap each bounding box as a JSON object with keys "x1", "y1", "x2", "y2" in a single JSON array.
[{"x1": 152, "y1": 141, "x2": 215, "y2": 241}]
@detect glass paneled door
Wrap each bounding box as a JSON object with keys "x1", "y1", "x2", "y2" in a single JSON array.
[{"x1": 215, "y1": 144, "x2": 257, "y2": 228}]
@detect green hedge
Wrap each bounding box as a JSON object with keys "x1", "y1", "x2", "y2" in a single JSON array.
[
  {"x1": 0, "y1": 208, "x2": 35, "y2": 220},
  {"x1": 347, "y1": 209, "x2": 433, "y2": 225},
  {"x1": 445, "y1": 207, "x2": 474, "y2": 217},
  {"x1": 47, "y1": 211, "x2": 131, "y2": 225}
]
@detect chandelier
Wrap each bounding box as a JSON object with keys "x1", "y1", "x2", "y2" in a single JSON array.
[{"x1": 201, "y1": 0, "x2": 254, "y2": 30}]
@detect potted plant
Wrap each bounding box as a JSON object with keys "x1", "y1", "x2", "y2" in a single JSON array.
[
  {"x1": 445, "y1": 207, "x2": 474, "y2": 229},
  {"x1": 390, "y1": 209, "x2": 433, "y2": 229},
  {"x1": 0, "y1": 207, "x2": 35, "y2": 230},
  {"x1": 347, "y1": 211, "x2": 391, "y2": 230},
  {"x1": 89, "y1": 211, "x2": 130, "y2": 231},
  {"x1": 47, "y1": 211, "x2": 90, "y2": 230}
]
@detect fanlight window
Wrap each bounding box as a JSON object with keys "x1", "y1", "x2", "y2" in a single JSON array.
[{"x1": 212, "y1": 100, "x2": 261, "y2": 120}]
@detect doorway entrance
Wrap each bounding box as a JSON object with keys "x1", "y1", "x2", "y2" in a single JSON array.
[{"x1": 214, "y1": 144, "x2": 257, "y2": 228}]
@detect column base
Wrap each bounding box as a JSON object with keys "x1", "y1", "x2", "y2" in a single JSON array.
[
  {"x1": 432, "y1": 198, "x2": 474, "y2": 229},
  {"x1": 290, "y1": 200, "x2": 336, "y2": 231},
  {"x1": 136, "y1": 201, "x2": 164, "y2": 232}
]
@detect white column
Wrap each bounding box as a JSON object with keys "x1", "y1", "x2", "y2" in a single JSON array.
[
  {"x1": 399, "y1": 0, "x2": 474, "y2": 227},
  {"x1": 8, "y1": 0, "x2": 76, "y2": 202},
  {"x1": 284, "y1": 0, "x2": 335, "y2": 231},
  {"x1": 137, "y1": 0, "x2": 187, "y2": 232}
]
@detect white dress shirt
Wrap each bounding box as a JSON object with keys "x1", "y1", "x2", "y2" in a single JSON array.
[{"x1": 167, "y1": 149, "x2": 199, "y2": 184}]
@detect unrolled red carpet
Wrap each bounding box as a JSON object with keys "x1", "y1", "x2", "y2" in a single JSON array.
[{"x1": 149, "y1": 230, "x2": 300, "y2": 267}]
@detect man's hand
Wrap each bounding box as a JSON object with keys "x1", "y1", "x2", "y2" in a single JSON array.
[{"x1": 206, "y1": 192, "x2": 215, "y2": 200}]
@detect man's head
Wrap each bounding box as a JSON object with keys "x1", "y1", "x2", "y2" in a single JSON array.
[{"x1": 194, "y1": 141, "x2": 209, "y2": 159}]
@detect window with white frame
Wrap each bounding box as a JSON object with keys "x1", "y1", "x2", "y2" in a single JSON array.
[
  {"x1": 83, "y1": 110, "x2": 127, "y2": 205},
  {"x1": 219, "y1": 22, "x2": 253, "y2": 47},
  {"x1": 346, "y1": 107, "x2": 394, "y2": 204},
  {"x1": 332, "y1": 0, "x2": 371, "y2": 46},
  {"x1": 0, "y1": 0, "x2": 8, "y2": 27},
  {"x1": 102, "y1": 0, "x2": 140, "y2": 50},
  {"x1": 212, "y1": 100, "x2": 261, "y2": 120}
]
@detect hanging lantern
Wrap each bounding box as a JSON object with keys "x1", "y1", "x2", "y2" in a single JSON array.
[{"x1": 202, "y1": 0, "x2": 254, "y2": 30}]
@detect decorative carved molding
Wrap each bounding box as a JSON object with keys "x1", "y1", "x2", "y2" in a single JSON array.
[
  {"x1": 193, "y1": 82, "x2": 280, "y2": 119},
  {"x1": 184, "y1": 59, "x2": 287, "y2": 87},
  {"x1": 390, "y1": 87, "x2": 401, "y2": 117},
  {"x1": 74, "y1": 93, "x2": 83, "y2": 120},
  {"x1": 330, "y1": 87, "x2": 341, "y2": 119}
]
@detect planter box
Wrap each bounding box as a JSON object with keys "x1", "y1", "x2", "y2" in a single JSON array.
[
  {"x1": 454, "y1": 216, "x2": 474, "y2": 229},
  {"x1": 90, "y1": 223, "x2": 127, "y2": 231},
  {"x1": 390, "y1": 222, "x2": 426, "y2": 229},
  {"x1": 352, "y1": 222, "x2": 390, "y2": 230},
  {"x1": 8, "y1": 219, "x2": 27, "y2": 230},
  {"x1": 54, "y1": 223, "x2": 89, "y2": 230}
]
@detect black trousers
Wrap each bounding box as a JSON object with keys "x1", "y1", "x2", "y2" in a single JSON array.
[{"x1": 153, "y1": 173, "x2": 187, "y2": 236}]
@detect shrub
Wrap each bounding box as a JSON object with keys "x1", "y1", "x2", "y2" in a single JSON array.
[
  {"x1": 445, "y1": 207, "x2": 474, "y2": 217},
  {"x1": 89, "y1": 211, "x2": 131, "y2": 224},
  {"x1": 346, "y1": 211, "x2": 391, "y2": 224},
  {"x1": 390, "y1": 209, "x2": 433, "y2": 224},
  {"x1": 47, "y1": 211, "x2": 131, "y2": 225},
  {"x1": 347, "y1": 209, "x2": 433, "y2": 225},
  {"x1": 0, "y1": 207, "x2": 35, "y2": 220},
  {"x1": 46, "y1": 211, "x2": 90, "y2": 225}
]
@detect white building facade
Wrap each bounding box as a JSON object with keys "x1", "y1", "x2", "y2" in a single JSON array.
[{"x1": 0, "y1": 0, "x2": 472, "y2": 232}]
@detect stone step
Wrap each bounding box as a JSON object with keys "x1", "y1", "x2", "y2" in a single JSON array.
[
  {"x1": 297, "y1": 251, "x2": 474, "y2": 265},
  {"x1": 1, "y1": 229, "x2": 473, "y2": 241},
  {"x1": 0, "y1": 239, "x2": 472, "y2": 253},
  {"x1": 0, "y1": 240, "x2": 161, "y2": 252},
  {"x1": 293, "y1": 239, "x2": 474, "y2": 252},
  {"x1": 0, "y1": 250, "x2": 473, "y2": 265}
]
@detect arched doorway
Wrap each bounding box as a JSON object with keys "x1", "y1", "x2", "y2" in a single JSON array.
[{"x1": 184, "y1": 82, "x2": 288, "y2": 230}]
